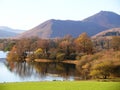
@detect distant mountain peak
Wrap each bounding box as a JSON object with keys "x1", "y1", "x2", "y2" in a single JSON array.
[
  {"x1": 94, "y1": 11, "x2": 120, "y2": 18},
  {"x1": 98, "y1": 10, "x2": 109, "y2": 14},
  {"x1": 83, "y1": 11, "x2": 120, "y2": 28},
  {"x1": 99, "y1": 10, "x2": 117, "y2": 14},
  {"x1": 1, "y1": 11, "x2": 119, "y2": 39}
]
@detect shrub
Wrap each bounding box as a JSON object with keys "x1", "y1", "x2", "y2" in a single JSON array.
[
  {"x1": 49, "y1": 52, "x2": 56, "y2": 60},
  {"x1": 56, "y1": 53, "x2": 65, "y2": 61},
  {"x1": 69, "y1": 53, "x2": 77, "y2": 60}
]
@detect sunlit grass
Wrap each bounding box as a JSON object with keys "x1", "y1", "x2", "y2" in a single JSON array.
[{"x1": 0, "y1": 81, "x2": 120, "y2": 90}]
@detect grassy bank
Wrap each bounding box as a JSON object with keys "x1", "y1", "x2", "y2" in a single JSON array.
[{"x1": 0, "y1": 81, "x2": 120, "y2": 90}]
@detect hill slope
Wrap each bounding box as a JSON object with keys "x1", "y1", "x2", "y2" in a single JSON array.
[
  {"x1": 16, "y1": 19, "x2": 107, "y2": 39},
  {"x1": 92, "y1": 28, "x2": 120, "y2": 39}
]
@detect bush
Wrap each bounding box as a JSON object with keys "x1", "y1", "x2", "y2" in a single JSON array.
[
  {"x1": 56, "y1": 53, "x2": 65, "y2": 61},
  {"x1": 34, "y1": 48, "x2": 43, "y2": 59},
  {"x1": 69, "y1": 53, "x2": 77, "y2": 60},
  {"x1": 76, "y1": 53, "x2": 85, "y2": 60},
  {"x1": 49, "y1": 52, "x2": 56, "y2": 60},
  {"x1": 76, "y1": 51, "x2": 120, "y2": 79}
]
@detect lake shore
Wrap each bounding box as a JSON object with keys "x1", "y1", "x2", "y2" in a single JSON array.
[
  {"x1": 35, "y1": 59, "x2": 53, "y2": 63},
  {"x1": 62, "y1": 60, "x2": 79, "y2": 64},
  {"x1": 34, "y1": 59, "x2": 79, "y2": 64}
]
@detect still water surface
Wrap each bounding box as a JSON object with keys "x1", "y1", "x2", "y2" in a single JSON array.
[{"x1": 0, "y1": 51, "x2": 81, "y2": 82}]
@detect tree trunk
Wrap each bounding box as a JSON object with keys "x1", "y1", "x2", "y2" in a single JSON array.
[{"x1": 103, "y1": 75, "x2": 107, "y2": 79}]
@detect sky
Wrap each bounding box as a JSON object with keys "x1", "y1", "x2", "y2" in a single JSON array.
[{"x1": 0, "y1": 0, "x2": 120, "y2": 30}]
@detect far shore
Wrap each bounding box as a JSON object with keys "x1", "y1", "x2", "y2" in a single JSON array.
[{"x1": 26, "y1": 58, "x2": 79, "y2": 64}]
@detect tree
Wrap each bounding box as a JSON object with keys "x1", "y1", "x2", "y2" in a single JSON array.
[
  {"x1": 90, "y1": 61, "x2": 112, "y2": 79},
  {"x1": 56, "y1": 53, "x2": 65, "y2": 61},
  {"x1": 4, "y1": 42, "x2": 15, "y2": 51},
  {"x1": 34, "y1": 48, "x2": 43, "y2": 59},
  {"x1": 59, "y1": 40, "x2": 70, "y2": 56},
  {"x1": 37, "y1": 39, "x2": 50, "y2": 58},
  {"x1": 59, "y1": 37, "x2": 75, "y2": 59},
  {"x1": 74, "y1": 33, "x2": 93, "y2": 54},
  {"x1": 7, "y1": 39, "x2": 33, "y2": 61},
  {"x1": 7, "y1": 46, "x2": 19, "y2": 61}
]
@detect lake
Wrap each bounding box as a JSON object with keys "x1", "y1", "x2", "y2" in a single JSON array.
[{"x1": 0, "y1": 51, "x2": 81, "y2": 83}]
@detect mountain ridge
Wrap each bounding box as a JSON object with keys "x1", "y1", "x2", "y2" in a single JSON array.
[
  {"x1": 0, "y1": 26, "x2": 25, "y2": 39},
  {"x1": 16, "y1": 19, "x2": 108, "y2": 39},
  {"x1": 83, "y1": 11, "x2": 120, "y2": 28},
  {"x1": 1, "y1": 11, "x2": 120, "y2": 39},
  {"x1": 16, "y1": 11, "x2": 120, "y2": 39}
]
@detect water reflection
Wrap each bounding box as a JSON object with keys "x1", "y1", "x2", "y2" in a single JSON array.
[
  {"x1": 0, "y1": 51, "x2": 81, "y2": 82},
  {"x1": 33, "y1": 62, "x2": 77, "y2": 79},
  {"x1": 5, "y1": 61, "x2": 81, "y2": 81},
  {"x1": 6, "y1": 62, "x2": 34, "y2": 78}
]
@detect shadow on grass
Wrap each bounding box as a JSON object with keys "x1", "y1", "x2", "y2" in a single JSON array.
[{"x1": 96, "y1": 78, "x2": 120, "y2": 82}]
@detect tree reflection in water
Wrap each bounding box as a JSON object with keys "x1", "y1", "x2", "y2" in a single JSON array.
[
  {"x1": 6, "y1": 61, "x2": 34, "y2": 78},
  {"x1": 33, "y1": 62, "x2": 77, "y2": 79},
  {"x1": 6, "y1": 61, "x2": 81, "y2": 80}
]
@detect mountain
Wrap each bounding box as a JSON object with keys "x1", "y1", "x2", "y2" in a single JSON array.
[
  {"x1": 0, "y1": 30, "x2": 17, "y2": 39},
  {"x1": 15, "y1": 11, "x2": 120, "y2": 39},
  {"x1": 0, "y1": 26, "x2": 25, "y2": 33},
  {"x1": 16, "y1": 19, "x2": 107, "y2": 39},
  {"x1": 92, "y1": 28, "x2": 120, "y2": 39},
  {"x1": 0, "y1": 26, "x2": 25, "y2": 38},
  {"x1": 83, "y1": 11, "x2": 120, "y2": 28}
]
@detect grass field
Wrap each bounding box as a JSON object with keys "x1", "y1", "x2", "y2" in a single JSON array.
[{"x1": 0, "y1": 81, "x2": 120, "y2": 90}]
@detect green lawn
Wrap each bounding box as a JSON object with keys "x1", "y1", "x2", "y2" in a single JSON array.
[{"x1": 0, "y1": 81, "x2": 120, "y2": 90}]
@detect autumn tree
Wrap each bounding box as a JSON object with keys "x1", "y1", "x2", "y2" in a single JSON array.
[
  {"x1": 7, "y1": 46, "x2": 19, "y2": 61},
  {"x1": 7, "y1": 38, "x2": 33, "y2": 61},
  {"x1": 37, "y1": 39, "x2": 50, "y2": 58},
  {"x1": 74, "y1": 33, "x2": 93, "y2": 54},
  {"x1": 34, "y1": 48, "x2": 43, "y2": 59},
  {"x1": 90, "y1": 61, "x2": 112, "y2": 79}
]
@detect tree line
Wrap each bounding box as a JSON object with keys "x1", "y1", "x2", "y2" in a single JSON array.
[
  {"x1": 1, "y1": 32, "x2": 120, "y2": 79},
  {"x1": 6, "y1": 33, "x2": 94, "y2": 61}
]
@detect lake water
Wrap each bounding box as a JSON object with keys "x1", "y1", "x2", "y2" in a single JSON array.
[
  {"x1": 0, "y1": 51, "x2": 81, "y2": 83},
  {"x1": 0, "y1": 51, "x2": 9, "y2": 58}
]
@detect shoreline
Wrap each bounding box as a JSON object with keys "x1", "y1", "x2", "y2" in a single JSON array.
[
  {"x1": 34, "y1": 59, "x2": 79, "y2": 64},
  {"x1": 34, "y1": 59, "x2": 53, "y2": 63}
]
